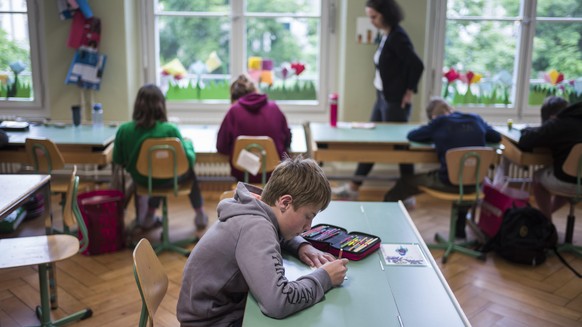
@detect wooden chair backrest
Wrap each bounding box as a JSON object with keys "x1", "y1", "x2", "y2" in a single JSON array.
[
  {"x1": 62, "y1": 166, "x2": 89, "y2": 253},
  {"x1": 446, "y1": 147, "x2": 496, "y2": 186},
  {"x1": 133, "y1": 238, "x2": 168, "y2": 327},
  {"x1": 136, "y1": 138, "x2": 190, "y2": 193},
  {"x1": 25, "y1": 138, "x2": 66, "y2": 173},
  {"x1": 231, "y1": 136, "x2": 280, "y2": 182},
  {"x1": 232, "y1": 135, "x2": 280, "y2": 172}
]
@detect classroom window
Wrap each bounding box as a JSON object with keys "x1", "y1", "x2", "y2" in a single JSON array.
[
  {"x1": 143, "y1": 0, "x2": 335, "y2": 115},
  {"x1": 0, "y1": 0, "x2": 43, "y2": 110},
  {"x1": 431, "y1": 0, "x2": 582, "y2": 120}
]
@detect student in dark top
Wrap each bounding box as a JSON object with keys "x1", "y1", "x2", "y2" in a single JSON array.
[
  {"x1": 518, "y1": 99, "x2": 582, "y2": 221},
  {"x1": 383, "y1": 97, "x2": 501, "y2": 237}
]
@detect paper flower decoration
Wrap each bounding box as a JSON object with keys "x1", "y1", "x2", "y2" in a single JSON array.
[
  {"x1": 248, "y1": 57, "x2": 262, "y2": 70},
  {"x1": 161, "y1": 58, "x2": 187, "y2": 80},
  {"x1": 442, "y1": 68, "x2": 460, "y2": 98},
  {"x1": 9, "y1": 61, "x2": 26, "y2": 75},
  {"x1": 543, "y1": 69, "x2": 564, "y2": 85},
  {"x1": 205, "y1": 51, "x2": 222, "y2": 73},
  {"x1": 290, "y1": 62, "x2": 305, "y2": 76},
  {"x1": 463, "y1": 71, "x2": 482, "y2": 85},
  {"x1": 443, "y1": 68, "x2": 460, "y2": 83}
]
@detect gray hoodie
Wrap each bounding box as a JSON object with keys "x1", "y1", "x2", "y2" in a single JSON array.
[{"x1": 177, "y1": 183, "x2": 332, "y2": 326}]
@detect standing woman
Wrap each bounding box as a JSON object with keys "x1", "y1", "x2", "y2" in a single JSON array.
[{"x1": 333, "y1": 0, "x2": 424, "y2": 201}]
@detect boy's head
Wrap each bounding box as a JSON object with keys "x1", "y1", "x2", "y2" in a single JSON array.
[
  {"x1": 541, "y1": 96, "x2": 568, "y2": 123},
  {"x1": 262, "y1": 156, "x2": 331, "y2": 211},
  {"x1": 261, "y1": 156, "x2": 331, "y2": 239},
  {"x1": 426, "y1": 97, "x2": 454, "y2": 120}
]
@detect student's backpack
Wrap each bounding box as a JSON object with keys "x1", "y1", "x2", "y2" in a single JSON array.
[{"x1": 482, "y1": 205, "x2": 557, "y2": 266}]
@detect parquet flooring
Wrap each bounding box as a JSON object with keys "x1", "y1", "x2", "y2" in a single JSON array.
[{"x1": 1, "y1": 185, "x2": 581, "y2": 326}]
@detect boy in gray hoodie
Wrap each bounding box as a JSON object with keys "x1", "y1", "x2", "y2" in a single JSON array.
[{"x1": 177, "y1": 156, "x2": 349, "y2": 326}]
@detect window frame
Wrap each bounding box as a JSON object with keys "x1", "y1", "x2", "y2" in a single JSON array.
[
  {"x1": 141, "y1": 0, "x2": 337, "y2": 122},
  {"x1": 0, "y1": 0, "x2": 46, "y2": 115},
  {"x1": 427, "y1": 0, "x2": 582, "y2": 123}
]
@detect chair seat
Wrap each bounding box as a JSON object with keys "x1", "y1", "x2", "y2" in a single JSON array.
[
  {"x1": 418, "y1": 186, "x2": 485, "y2": 202},
  {"x1": 135, "y1": 182, "x2": 192, "y2": 197},
  {"x1": 0, "y1": 234, "x2": 79, "y2": 269}
]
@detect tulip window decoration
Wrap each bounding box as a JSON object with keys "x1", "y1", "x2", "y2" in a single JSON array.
[
  {"x1": 528, "y1": 69, "x2": 573, "y2": 106},
  {"x1": 442, "y1": 68, "x2": 460, "y2": 99}
]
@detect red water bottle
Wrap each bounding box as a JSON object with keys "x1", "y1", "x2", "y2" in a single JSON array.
[{"x1": 329, "y1": 93, "x2": 338, "y2": 127}]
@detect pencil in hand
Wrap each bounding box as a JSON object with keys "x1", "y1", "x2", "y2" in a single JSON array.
[{"x1": 338, "y1": 248, "x2": 343, "y2": 259}]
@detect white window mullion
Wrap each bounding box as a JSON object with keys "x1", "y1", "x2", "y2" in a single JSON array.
[
  {"x1": 512, "y1": 0, "x2": 536, "y2": 120},
  {"x1": 231, "y1": 0, "x2": 245, "y2": 80}
]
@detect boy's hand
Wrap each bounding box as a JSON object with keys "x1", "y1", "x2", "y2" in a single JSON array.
[
  {"x1": 321, "y1": 259, "x2": 349, "y2": 286},
  {"x1": 298, "y1": 244, "x2": 335, "y2": 268}
]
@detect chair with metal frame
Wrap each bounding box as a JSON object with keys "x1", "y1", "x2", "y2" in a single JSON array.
[
  {"x1": 0, "y1": 170, "x2": 93, "y2": 326},
  {"x1": 25, "y1": 138, "x2": 69, "y2": 194},
  {"x1": 550, "y1": 143, "x2": 582, "y2": 256},
  {"x1": 135, "y1": 137, "x2": 198, "y2": 256},
  {"x1": 418, "y1": 146, "x2": 496, "y2": 263},
  {"x1": 231, "y1": 135, "x2": 280, "y2": 185},
  {"x1": 133, "y1": 238, "x2": 169, "y2": 327}
]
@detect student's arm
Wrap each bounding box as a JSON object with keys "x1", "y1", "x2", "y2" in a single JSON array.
[
  {"x1": 518, "y1": 121, "x2": 558, "y2": 150},
  {"x1": 170, "y1": 125, "x2": 196, "y2": 166},
  {"x1": 237, "y1": 221, "x2": 332, "y2": 319},
  {"x1": 216, "y1": 111, "x2": 234, "y2": 156},
  {"x1": 407, "y1": 122, "x2": 435, "y2": 143},
  {"x1": 479, "y1": 117, "x2": 502, "y2": 143}
]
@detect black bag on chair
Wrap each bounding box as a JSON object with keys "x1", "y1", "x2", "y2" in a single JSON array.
[{"x1": 482, "y1": 205, "x2": 557, "y2": 266}]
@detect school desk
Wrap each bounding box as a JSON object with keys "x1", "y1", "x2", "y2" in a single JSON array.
[
  {"x1": 0, "y1": 124, "x2": 118, "y2": 165},
  {"x1": 242, "y1": 201, "x2": 469, "y2": 327},
  {"x1": 0, "y1": 174, "x2": 62, "y2": 309},
  {"x1": 493, "y1": 125, "x2": 552, "y2": 167},
  {"x1": 179, "y1": 124, "x2": 307, "y2": 164},
  {"x1": 310, "y1": 122, "x2": 438, "y2": 164},
  {"x1": 0, "y1": 174, "x2": 50, "y2": 224}
]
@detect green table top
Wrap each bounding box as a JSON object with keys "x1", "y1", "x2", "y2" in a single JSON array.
[
  {"x1": 6, "y1": 124, "x2": 118, "y2": 147},
  {"x1": 179, "y1": 124, "x2": 307, "y2": 154},
  {"x1": 310, "y1": 122, "x2": 422, "y2": 144},
  {"x1": 242, "y1": 201, "x2": 468, "y2": 327}
]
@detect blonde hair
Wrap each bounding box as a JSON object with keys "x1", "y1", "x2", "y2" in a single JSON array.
[
  {"x1": 262, "y1": 156, "x2": 331, "y2": 211},
  {"x1": 230, "y1": 74, "x2": 256, "y2": 103},
  {"x1": 425, "y1": 97, "x2": 453, "y2": 120}
]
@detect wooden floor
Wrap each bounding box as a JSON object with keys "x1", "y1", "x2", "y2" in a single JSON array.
[{"x1": 1, "y1": 185, "x2": 581, "y2": 327}]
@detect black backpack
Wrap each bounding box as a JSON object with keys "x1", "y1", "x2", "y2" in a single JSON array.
[{"x1": 482, "y1": 205, "x2": 557, "y2": 266}]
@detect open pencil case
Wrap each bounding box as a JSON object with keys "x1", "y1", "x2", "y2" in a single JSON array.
[{"x1": 301, "y1": 224, "x2": 381, "y2": 261}]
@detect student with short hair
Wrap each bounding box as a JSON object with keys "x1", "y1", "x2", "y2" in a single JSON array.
[
  {"x1": 177, "y1": 156, "x2": 348, "y2": 326},
  {"x1": 383, "y1": 97, "x2": 501, "y2": 237},
  {"x1": 113, "y1": 84, "x2": 208, "y2": 230},
  {"x1": 217, "y1": 74, "x2": 292, "y2": 183},
  {"x1": 519, "y1": 99, "x2": 582, "y2": 221}
]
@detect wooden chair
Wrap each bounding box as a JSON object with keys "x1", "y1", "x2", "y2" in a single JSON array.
[
  {"x1": 419, "y1": 147, "x2": 496, "y2": 263},
  {"x1": 133, "y1": 238, "x2": 168, "y2": 327},
  {"x1": 135, "y1": 137, "x2": 198, "y2": 256},
  {"x1": 0, "y1": 234, "x2": 93, "y2": 326},
  {"x1": 232, "y1": 136, "x2": 280, "y2": 185},
  {"x1": 62, "y1": 166, "x2": 90, "y2": 253},
  {"x1": 25, "y1": 138, "x2": 68, "y2": 194},
  {"x1": 551, "y1": 143, "x2": 582, "y2": 256}
]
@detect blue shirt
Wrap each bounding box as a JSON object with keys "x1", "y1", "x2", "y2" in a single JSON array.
[{"x1": 407, "y1": 112, "x2": 501, "y2": 183}]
